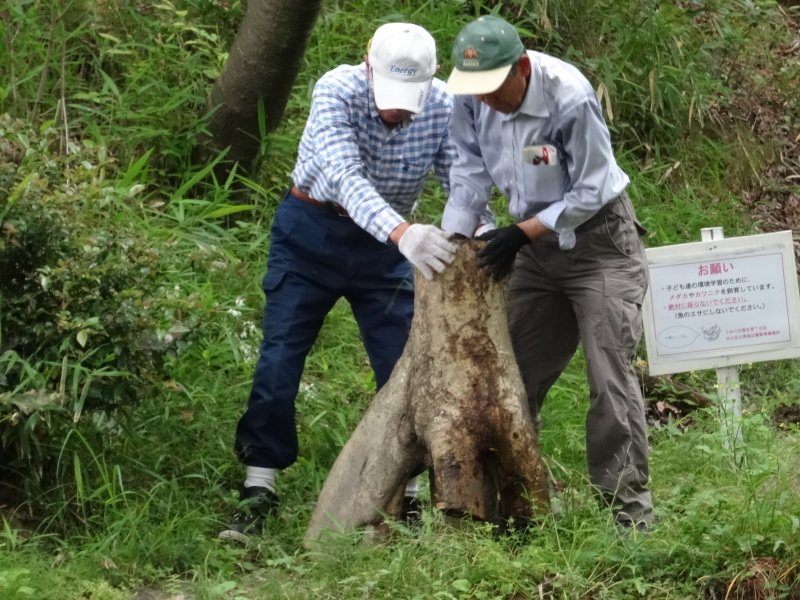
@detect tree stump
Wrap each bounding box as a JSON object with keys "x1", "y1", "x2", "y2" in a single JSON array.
[{"x1": 304, "y1": 240, "x2": 550, "y2": 545}]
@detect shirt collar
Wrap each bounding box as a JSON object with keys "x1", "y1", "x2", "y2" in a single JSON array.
[{"x1": 516, "y1": 52, "x2": 549, "y2": 118}]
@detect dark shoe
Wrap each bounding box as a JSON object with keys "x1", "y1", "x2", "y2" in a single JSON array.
[
  {"x1": 616, "y1": 518, "x2": 650, "y2": 536},
  {"x1": 218, "y1": 486, "x2": 278, "y2": 542},
  {"x1": 400, "y1": 496, "x2": 423, "y2": 528}
]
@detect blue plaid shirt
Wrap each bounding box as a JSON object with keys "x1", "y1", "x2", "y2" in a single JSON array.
[{"x1": 291, "y1": 63, "x2": 455, "y2": 243}]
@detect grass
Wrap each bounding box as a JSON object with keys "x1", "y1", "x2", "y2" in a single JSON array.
[{"x1": 1, "y1": 0, "x2": 800, "y2": 598}]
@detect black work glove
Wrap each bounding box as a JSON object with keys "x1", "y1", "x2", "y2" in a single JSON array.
[{"x1": 476, "y1": 225, "x2": 531, "y2": 281}]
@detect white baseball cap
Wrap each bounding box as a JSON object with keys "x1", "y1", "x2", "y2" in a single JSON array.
[{"x1": 368, "y1": 23, "x2": 437, "y2": 113}]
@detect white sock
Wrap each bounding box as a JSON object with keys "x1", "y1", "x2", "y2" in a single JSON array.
[
  {"x1": 244, "y1": 466, "x2": 276, "y2": 492},
  {"x1": 404, "y1": 476, "x2": 419, "y2": 498}
]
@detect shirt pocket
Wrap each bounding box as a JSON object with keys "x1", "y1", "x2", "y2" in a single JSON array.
[
  {"x1": 521, "y1": 146, "x2": 566, "y2": 203},
  {"x1": 393, "y1": 157, "x2": 429, "y2": 184}
]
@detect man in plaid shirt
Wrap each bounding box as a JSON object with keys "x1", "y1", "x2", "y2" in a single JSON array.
[{"x1": 220, "y1": 23, "x2": 460, "y2": 541}]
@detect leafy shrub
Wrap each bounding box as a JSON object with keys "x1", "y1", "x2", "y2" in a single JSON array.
[
  {"x1": 0, "y1": 112, "x2": 255, "y2": 505},
  {"x1": 0, "y1": 0, "x2": 260, "y2": 508}
]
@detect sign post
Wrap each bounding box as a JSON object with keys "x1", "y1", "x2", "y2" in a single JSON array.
[
  {"x1": 642, "y1": 230, "x2": 800, "y2": 454},
  {"x1": 699, "y1": 227, "x2": 743, "y2": 453}
]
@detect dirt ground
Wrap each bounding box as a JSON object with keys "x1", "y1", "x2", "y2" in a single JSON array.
[
  {"x1": 734, "y1": 6, "x2": 800, "y2": 264},
  {"x1": 728, "y1": 7, "x2": 800, "y2": 431}
]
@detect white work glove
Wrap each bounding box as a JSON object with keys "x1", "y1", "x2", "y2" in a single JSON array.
[{"x1": 398, "y1": 224, "x2": 457, "y2": 280}]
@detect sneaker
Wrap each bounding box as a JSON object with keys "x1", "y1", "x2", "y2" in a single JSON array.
[
  {"x1": 400, "y1": 496, "x2": 423, "y2": 528},
  {"x1": 218, "y1": 486, "x2": 278, "y2": 542}
]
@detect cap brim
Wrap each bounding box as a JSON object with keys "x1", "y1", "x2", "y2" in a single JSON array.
[
  {"x1": 446, "y1": 64, "x2": 512, "y2": 95},
  {"x1": 372, "y1": 71, "x2": 432, "y2": 113}
]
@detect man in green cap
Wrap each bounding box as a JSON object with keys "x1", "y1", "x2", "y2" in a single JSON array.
[{"x1": 442, "y1": 15, "x2": 653, "y2": 531}]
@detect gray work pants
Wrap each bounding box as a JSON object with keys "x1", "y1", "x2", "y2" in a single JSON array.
[{"x1": 508, "y1": 193, "x2": 653, "y2": 524}]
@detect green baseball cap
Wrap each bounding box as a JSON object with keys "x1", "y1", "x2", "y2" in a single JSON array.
[{"x1": 447, "y1": 16, "x2": 525, "y2": 95}]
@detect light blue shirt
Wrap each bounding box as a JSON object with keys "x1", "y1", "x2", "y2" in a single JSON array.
[
  {"x1": 291, "y1": 63, "x2": 455, "y2": 243},
  {"x1": 442, "y1": 50, "x2": 629, "y2": 249}
]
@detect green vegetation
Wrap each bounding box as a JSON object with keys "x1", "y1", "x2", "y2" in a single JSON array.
[{"x1": 1, "y1": 0, "x2": 799, "y2": 598}]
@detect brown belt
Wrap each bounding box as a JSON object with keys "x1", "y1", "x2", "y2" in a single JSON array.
[{"x1": 290, "y1": 185, "x2": 349, "y2": 217}]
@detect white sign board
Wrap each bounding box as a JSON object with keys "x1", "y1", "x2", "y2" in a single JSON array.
[{"x1": 642, "y1": 230, "x2": 800, "y2": 376}]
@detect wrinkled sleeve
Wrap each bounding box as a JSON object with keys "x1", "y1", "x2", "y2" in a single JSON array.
[
  {"x1": 441, "y1": 96, "x2": 495, "y2": 237},
  {"x1": 308, "y1": 82, "x2": 405, "y2": 242},
  {"x1": 432, "y1": 121, "x2": 455, "y2": 197},
  {"x1": 536, "y1": 98, "x2": 623, "y2": 248}
]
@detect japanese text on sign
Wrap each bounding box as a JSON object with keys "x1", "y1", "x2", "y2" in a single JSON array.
[
  {"x1": 642, "y1": 231, "x2": 800, "y2": 375},
  {"x1": 650, "y1": 253, "x2": 790, "y2": 355}
]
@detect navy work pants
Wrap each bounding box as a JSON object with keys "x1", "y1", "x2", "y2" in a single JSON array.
[{"x1": 234, "y1": 191, "x2": 414, "y2": 469}]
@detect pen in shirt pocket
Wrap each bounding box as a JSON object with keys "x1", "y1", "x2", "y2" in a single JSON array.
[{"x1": 522, "y1": 144, "x2": 559, "y2": 166}]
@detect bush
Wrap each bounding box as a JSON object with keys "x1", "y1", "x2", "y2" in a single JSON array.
[{"x1": 0, "y1": 112, "x2": 255, "y2": 506}]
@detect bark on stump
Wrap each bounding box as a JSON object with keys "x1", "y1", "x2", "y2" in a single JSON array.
[{"x1": 304, "y1": 241, "x2": 550, "y2": 546}]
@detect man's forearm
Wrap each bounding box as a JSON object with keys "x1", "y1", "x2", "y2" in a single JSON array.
[
  {"x1": 517, "y1": 217, "x2": 551, "y2": 241},
  {"x1": 389, "y1": 222, "x2": 410, "y2": 245}
]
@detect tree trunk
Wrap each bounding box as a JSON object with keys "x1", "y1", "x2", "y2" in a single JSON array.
[
  {"x1": 304, "y1": 241, "x2": 551, "y2": 546},
  {"x1": 195, "y1": 0, "x2": 323, "y2": 177}
]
